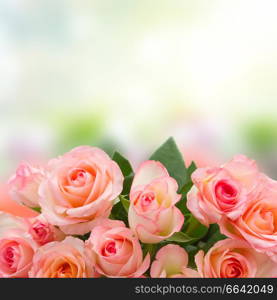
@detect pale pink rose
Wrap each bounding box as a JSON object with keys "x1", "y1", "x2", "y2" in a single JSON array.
[
  {"x1": 8, "y1": 162, "x2": 45, "y2": 208},
  {"x1": 128, "y1": 161, "x2": 184, "y2": 244},
  {"x1": 25, "y1": 214, "x2": 65, "y2": 246},
  {"x1": 29, "y1": 237, "x2": 96, "y2": 278},
  {"x1": 85, "y1": 219, "x2": 150, "y2": 278},
  {"x1": 187, "y1": 155, "x2": 263, "y2": 226},
  {"x1": 39, "y1": 146, "x2": 124, "y2": 235},
  {"x1": 150, "y1": 244, "x2": 199, "y2": 278},
  {"x1": 219, "y1": 177, "x2": 277, "y2": 262},
  {"x1": 0, "y1": 212, "x2": 37, "y2": 278},
  {"x1": 195, "y1": 238, "x2": 277, "y2": 278}
]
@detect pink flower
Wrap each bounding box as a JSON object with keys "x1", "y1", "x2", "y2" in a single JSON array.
[
  {"x1": 195, "y1": 238, "x2": 277, "y2": 278},
  {"x1": 150, "y1": 244, "x2": 199, "y2": 278},
  {"x1": 26, "y1": 214, "x2": 65, "y2": 246},
  {"x1": 29, "y1": 237, "x2": 96, "y2": 278},
  {"x1": 39, "y1": 146, "x2": 124, "y2": 235},
  {"x1": 0, "y1": 212, "x2": 64, "y2": 247},
  {"x1": 187, "y1": 155, "x2": 263, "y2": 226},
  {"x1": 219, "y1": 177, "x2": 277, "y2": 262},
  {"x1": 8, "y1": 162, "x2": 45, "y2": 208},
  {"x1": 0, "y1": 213, "x2": 37, "y2": 278},
  {"x1": 85, "y1": 219, "x2": 150, "y2": 277},
  {"x1": 128, "y1": 161, "x2": 184, "y2": 244}
]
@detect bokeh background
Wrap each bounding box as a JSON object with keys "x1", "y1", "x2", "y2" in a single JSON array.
[{"x1": 1, "y1": 0, "x2": 277, "y2": 181}]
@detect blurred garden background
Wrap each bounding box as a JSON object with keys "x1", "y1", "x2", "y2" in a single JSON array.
[{"x1": 1, "y1": 0, "x2": 277, "y2": 181}]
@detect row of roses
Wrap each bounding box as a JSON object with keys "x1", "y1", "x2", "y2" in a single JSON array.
[{"x1": 1, "y1": 139, "x2": 277, "y2": 277}]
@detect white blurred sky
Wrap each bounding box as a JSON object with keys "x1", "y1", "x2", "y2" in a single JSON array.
[{"x1": 0, "y1": 0, "x2": 277, "y2": 176}]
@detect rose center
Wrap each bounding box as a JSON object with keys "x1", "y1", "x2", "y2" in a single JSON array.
[
  {"x1": 69, "y1": 169, "x2": 87, "y2": 186},
  {"x1": 5, "y1": 247, "x2": 14, "y2": 265},
  {"x1": 141, "y1": 193, "x2": 155, "y2": 207},
  {"x1": 102, "y1": 241, "x2": 117, "y2": 256},
  {"x1": 2, "y1": 245, "x2": 19, "y2": 270},
  {"x1": 226, "y1": 263, "x2": 242, "y2": 278},
  {"x1": 215, "y1": 181, "x2": 237, "y2": 200},
  {"x1": 215, "y1": 180, "x2": 238, "y2": 211},
  {"x1": 221, "y1": 257, "x2": 244, "y2": 278},
  {"x1": 57, "y1": 263, "x2": 72, "y2": 278}
]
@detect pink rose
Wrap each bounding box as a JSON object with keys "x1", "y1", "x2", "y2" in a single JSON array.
[
  {"x1": 195, "y1": 238, "x2": 277, "y2": 278},
  {"x1": 150, "y1": 244, "x2": 199, "y2": 278},
  {"x1": 219, "y1": 177, "x2": 277, "y2": 261},
  {"x1": 39, "y1": 146, "x2": 124, "y2": 235},
  {"x1": 128, "y1": 161, "x2": 184, "y2": 244},
  {"x1": 25, "y1": 214, "x2": 65, "y2": 246},
  {"x1": 187, "y1": 155, "x2": 263, "y2": 226},
  {"x1": 8, "y1": 162, "x2": 45, "y2": 208},
  {"x1": 29, "y1": 237, "x2": 96, "y2": 278},
  {"x1": 85, "y1": 219, "x2": 150, "y2": 277},
  {"x1": 0, "y1": 213, "x2": 37, "y2": 278}
]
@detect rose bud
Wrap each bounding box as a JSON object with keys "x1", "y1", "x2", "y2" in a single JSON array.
[
  {"x1": 8, "y1": 162, "x2": 45, "y2": 208},
  {"x1": 150, "y1": 244, "x2": 199, "y2": 278},
  {"x1": 128, "y1": 161, "x2": 184, "y2": 244}
]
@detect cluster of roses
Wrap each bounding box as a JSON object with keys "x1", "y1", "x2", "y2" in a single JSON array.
[
  {"x1": 187, "y1": 154, "x2": 277, "y2": 277},
  {"x1": 1, "y1": 144, "x2": 277, "y2": 278}
]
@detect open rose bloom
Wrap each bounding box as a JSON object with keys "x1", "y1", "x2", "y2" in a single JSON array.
[
  {"x1": 39, "y1": 146, "x2": 124, "y2": 235},
  {"x1": 187, "y1": 155, "x2": 264, "y2": 226},
  {"x1": 2, "y1": 138, "x2": 277, "y2": 277},
  {"x1": 219, "y1": 178, "x2": 277, "y2": 261},
  {"x1": 85, "y1": 219, "x2": 150, "y2": 277},
  {"x1": 195, "y1": 239, "x2": 277, "y2": 278}
]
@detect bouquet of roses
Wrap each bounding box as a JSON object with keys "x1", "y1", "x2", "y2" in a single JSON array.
[{"x1": 1, "y1": 137, "x2": 277, "y2": 278}]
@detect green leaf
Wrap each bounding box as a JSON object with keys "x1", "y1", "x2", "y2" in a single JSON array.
[
  {"x1": 149, "y1": 137, "x2": 187, "y2": 191},
  {"x1": 142, "y1": 243, "x2": 157, "y2": 260},
  {"x1": 176, "y1": 183, "x2": 194, "y2": 214},
  {"x1": 176, "y1": 161, "x2": 197, "y2": 214},
  {"x1": 73, "y1": 232, "x2": 91, "y2": 241},
  {"x1": 122, "y1": 173, "x2": 134, "y2": 195},
  {"x1": 166, "y1": 215, "x2": 208, "y2": 246},
  {"x1": 110, "y1": 199, "x2": 128, "y2": 226},
  {"x1": 182, "y1": 245, "x2": 199, "y2": 268},
  {"x1": 119, "y1": 195, "x2": 130, "y2": 213},
  {"x1": 186, "y1": 161, "x2": 197, "y2": 182},
  {"x1": 112, "y1": 151, "x2": 133, "y2": 177},
  {"x1": 176, "y1": 187, "x2": 192, "y2": 214},
  {"x1": 112, "y1": 151, "x2": 134, "y2": 195},
  {"x1": 199, "y1": 224, "x2": 227, "y2": 253},
  {"x1": 183, "y1": 215, "x2": 208, "y2": 240},
  {"x1": 31, "y1": 207, "x2": 41, "y2": 213},
  {"x1": 166, "y1": 232, "x2": 197, "y2": 243}
]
